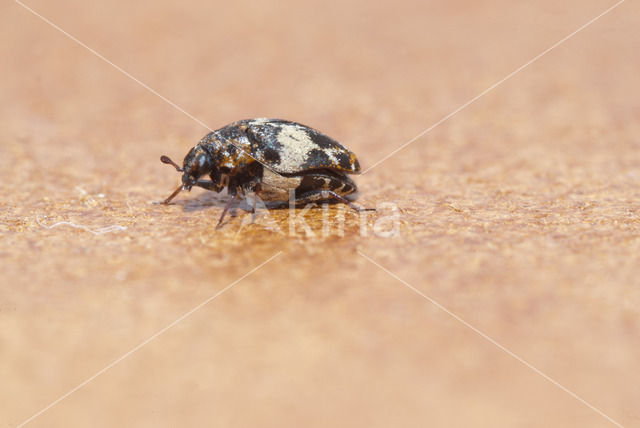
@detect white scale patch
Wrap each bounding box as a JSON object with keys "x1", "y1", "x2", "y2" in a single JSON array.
[
  {"x1": 324, "y1": 147, "x2": 342, "y2": 165},
  {"x1": 273, "y1": 124, "x2": 316, "y2": 173},
  {"x1": 246, "y1": 119, "x2": 353, "y2": 173}
]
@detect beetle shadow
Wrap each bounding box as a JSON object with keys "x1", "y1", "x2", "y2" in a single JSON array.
[
  {"x1": 158, "y1": 190, "x2": 360, "y2": 214},
  {"x1": 159, "y1": 191, "x2": 283, "y2": 214},
  {"x1": 161, "y1": 191, "x2": 231, "y2": 213}
]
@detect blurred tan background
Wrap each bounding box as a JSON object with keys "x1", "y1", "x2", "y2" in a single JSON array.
[{"x1": 1, "y1": 0, "x2": 639, "y2": 427}]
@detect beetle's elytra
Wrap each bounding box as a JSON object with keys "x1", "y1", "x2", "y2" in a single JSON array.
[{"x1": 161, "y1": 118, "x2": 371, "y2": 227}]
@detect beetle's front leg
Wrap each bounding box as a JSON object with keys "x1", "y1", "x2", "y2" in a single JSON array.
[
  {"x1": 193, "y1": 180, "x2": 223, "y2": 193},
  {"x1": 216, "y1": 193, "x2": 239, "y2": 229}
]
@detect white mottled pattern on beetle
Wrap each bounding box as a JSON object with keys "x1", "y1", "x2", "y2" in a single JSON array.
[
  {"x1": 272, "y1": 125, "x2": 317, "y2": 173},
  {"x1": 246, "y1": 119, "x2": 358, "y2": 173}
]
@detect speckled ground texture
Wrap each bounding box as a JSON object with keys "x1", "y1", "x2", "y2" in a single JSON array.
[{"x1": 2, "y1": 1, "x2": 639, "y2": 427}]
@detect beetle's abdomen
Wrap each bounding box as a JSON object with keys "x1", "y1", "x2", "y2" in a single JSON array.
[
  {"x1": 294, "y1": 170, "x2": 356, "y2": 199},
  {"x1": 256, "y1": 169, "x2": 302, "y2": 201},
  {"x1": 255, "y1": 169, "x2": 356, "y2": 202}
]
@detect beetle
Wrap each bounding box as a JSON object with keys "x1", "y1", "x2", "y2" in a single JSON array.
[{"x1": 160, "y1": 118, "x2": 371, "y2": 227}]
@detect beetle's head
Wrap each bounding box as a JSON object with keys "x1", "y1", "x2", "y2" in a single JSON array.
[
  {"x1": 180, "y1": 146, "x2": 214, "y2": 190},
  {"x1": 160, "y1": 145, "x2": 217, "y2": 204}
]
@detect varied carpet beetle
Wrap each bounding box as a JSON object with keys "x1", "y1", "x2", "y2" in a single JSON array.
[{"x1": 161, "y1": 118, "x2": 372, "y2": 227}]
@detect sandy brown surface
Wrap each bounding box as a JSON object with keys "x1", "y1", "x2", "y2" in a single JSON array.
[{"x1": 2, "y1": 0, "x2": 639, "y2": 427}]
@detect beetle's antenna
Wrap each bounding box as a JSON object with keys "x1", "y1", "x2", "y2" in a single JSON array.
[
  {"x1": 161, "y1": 155, "x2": 183, "y2": 172},
  {"x1": 163, "y1": 185, "x2": 183, "y2": 204}
]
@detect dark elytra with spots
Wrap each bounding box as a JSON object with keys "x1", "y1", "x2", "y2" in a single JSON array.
[{"x1": 160, "y1": 118, "x2": 372, "y2": 228}]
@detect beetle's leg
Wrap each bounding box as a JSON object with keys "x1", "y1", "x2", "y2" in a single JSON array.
[
  {"x1": 249, "y1": 183, "x2": 263, "y2": 214},
  {"x1": 250, "y1": 183, "x2": 262, "y2": 222},
  {"x1": 162, "y1": 185, "x2": 183, "y2": 204},
  {"x1": 294, "y1": 190, "x2": 374, "y2": 212},
  {"x1": 193, "y1": 180, "x2": 223, "y2": 192},
  {"x1": 216, "y1": 193, "x2": 239, "y2": 229}
]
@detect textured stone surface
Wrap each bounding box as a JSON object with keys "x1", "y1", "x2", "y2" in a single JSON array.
[{"x1": 2, "y1": 1, "x2": 638, "y2": 427}]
